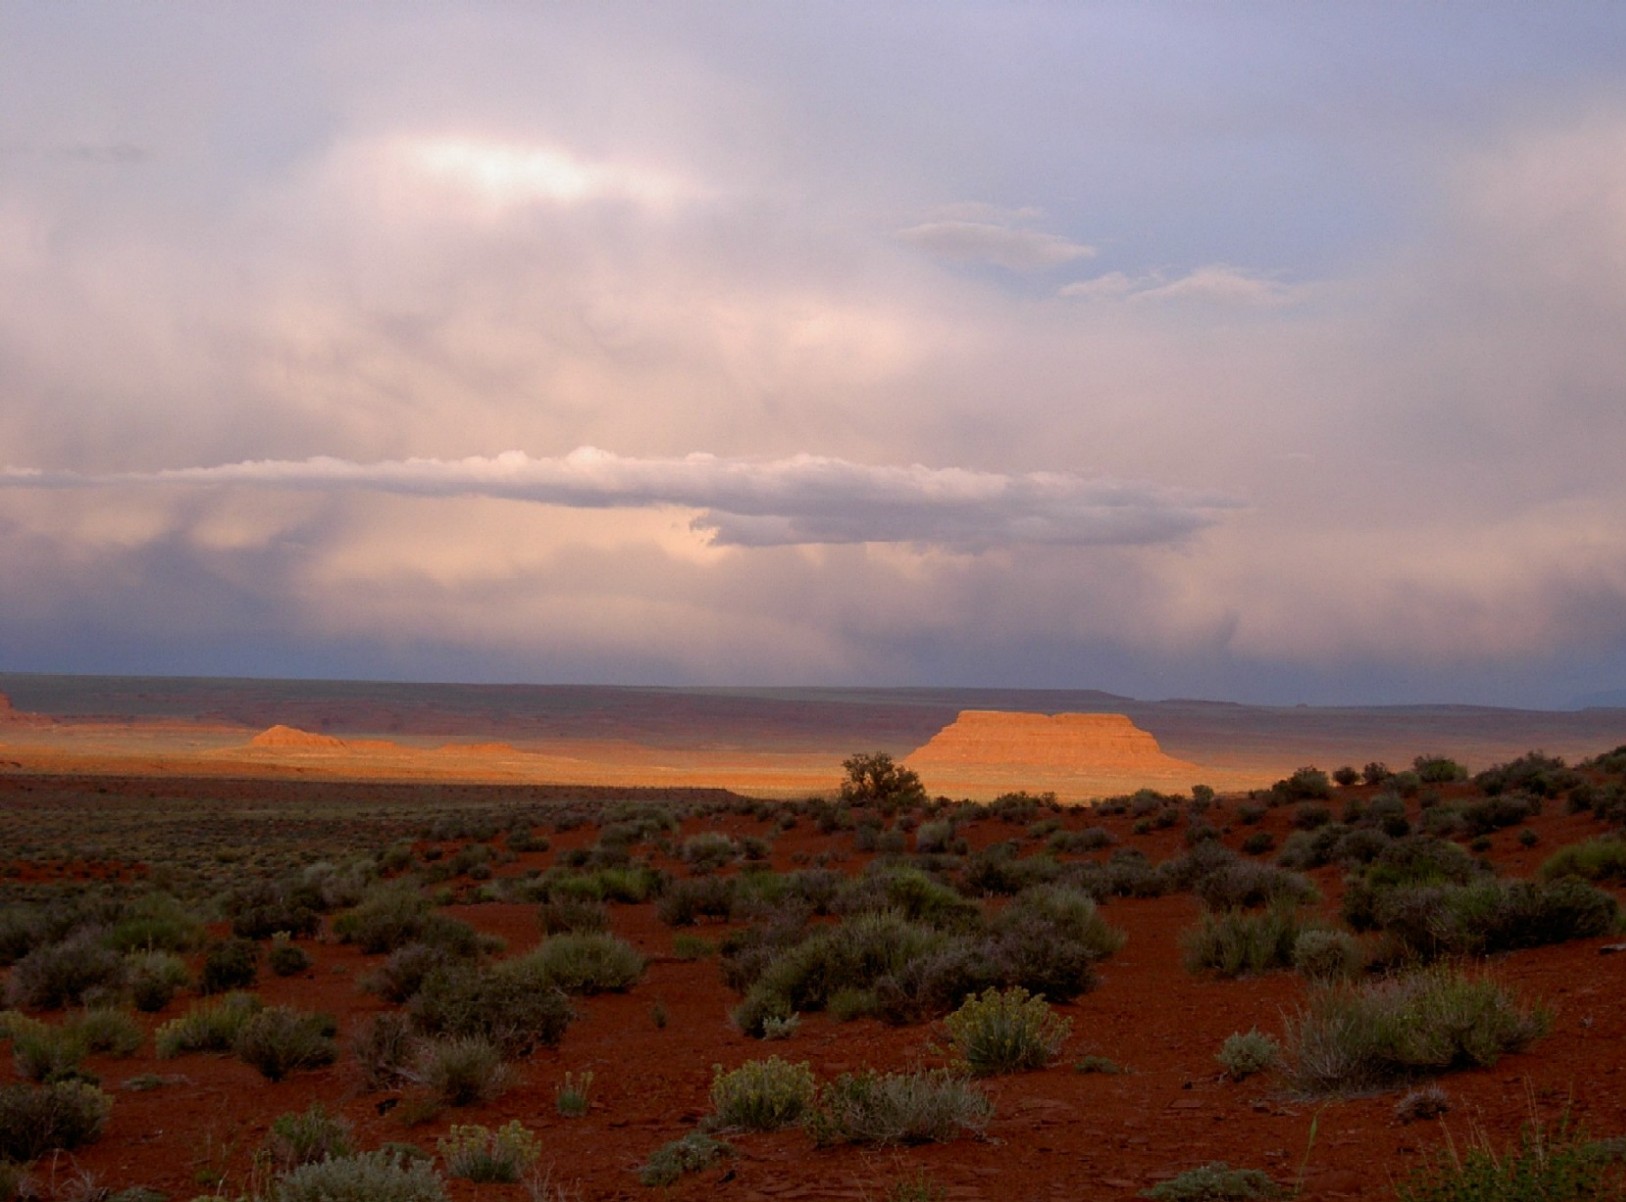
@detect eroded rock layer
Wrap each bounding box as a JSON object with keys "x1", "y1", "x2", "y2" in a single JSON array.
[{"x1": 904, "y1": 710, "x2": 1201, "y2": 797}]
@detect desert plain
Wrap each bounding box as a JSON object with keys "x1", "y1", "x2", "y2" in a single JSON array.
[{"x1": 1, "y1": 674, "x2": 1626, "y2": 1201}]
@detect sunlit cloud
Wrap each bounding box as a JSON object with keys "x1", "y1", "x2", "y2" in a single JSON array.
[
  {"x1": 406, "y1": 136, "x2": 688, "y2": 208},
  {"x1": 0, "y1": 449, "x2": 1239, "y2": 552}
]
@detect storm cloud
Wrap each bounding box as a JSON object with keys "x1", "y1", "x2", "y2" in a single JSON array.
[{"x1": 3, "y1": 4, "x2": 1626, "y2": 705}]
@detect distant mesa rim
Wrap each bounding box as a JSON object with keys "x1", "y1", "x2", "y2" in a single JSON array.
[{"x1": 904, "y1": 710, "x2": 1200, "y2": 781}]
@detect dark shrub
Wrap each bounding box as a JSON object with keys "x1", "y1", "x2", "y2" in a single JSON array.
[
  {"x1": 269, "y1": 940, "x2": 312, "y2": 977},
  {"x1": 1459, "y1": 794, "x2": 1543, "y2": 837},
  {"x1": 0, "y1": 1080, "x2": 112, "y2": 1160},
  {"x1": 200, "y1": 938, "x2": 260, "y2": 994},
  {"x1": 1286, "y1": 968, "x2": 1548, "y2": 1094},
  {"x1": 5, "y1": 933, "x2": 125, "y2": 1010},
  {"x1": 526, "y1": 932, "x2": 644, "y2": 995},
  {"x1": 235, "y1": 1007, "x2": 339, "y2": 1081},
  {"x1": 1195, "y1": 863, "x2": 1318, "y2": 911},
  {"x1": 1182, "y1": 905, "x2": 1313, "y2": 978},
  {"x1": 656, "y1": 876, "x2": 736, "y2": 926},
  {"x1": 1473, "y1": 751, "x2": 1581, "y2": 798},
  {"x1": 1271, "y1": 767, "x2": 1333, "y2": 804},
  {"x1": 835, "y1": 867, "x2": 982, "y2": 933},
  {"x1": 1412, "y1": 756, "x2": 1468, "y2": 784},
  {"x1": 225, "y1": 881, "x2": 321, "y2": 941},
  {"x1": 538, "y1": 895, "x2": 609, "y2": 935},
  {"x1": 411, "y1": 959, "x2": 573, "y2": 1056},
  {"x1": 102, "y1": 894, "x2": 205, "y2": 953}
]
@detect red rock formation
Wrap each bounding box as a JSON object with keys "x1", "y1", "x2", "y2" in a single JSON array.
[
  {"x1": 248, "y1": 724, "x2": 347, "y2": 750},
  {"x1": 903, "y1": 710, "x2": 1201, "y2": 797}
]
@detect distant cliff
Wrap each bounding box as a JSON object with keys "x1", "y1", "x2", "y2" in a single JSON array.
[{"x1": 903, "y1": 710, "x2": 1202, "y2": 798}]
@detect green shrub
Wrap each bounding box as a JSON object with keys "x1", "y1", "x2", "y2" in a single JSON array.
[
  {"x1": 268, "y1": 938, "x2": 312, "y2": 977},
  {"x1": 419, "y1": 1035, "x2": 507, "y2": 1106},
  {"x1": 1358, "y1": 878, "x2": 1617, "y2": 961},
  {"x1": 1286, "y1": 968, "x2": 1549, "y2": 1094},
  {"x1": 199, "y1": 938, "x2": 260, "y2": 994},
  {"x1": 273, "y1": 1150, "x2": 446, "y2": 1202},
  {"x1": 637, "y1": 1131, "x2": 734, "y2": 1187},
  {"x1": 234, "y1": 1007, "x2": 338, "y2": 1081},
  {"x1": 1195, "y1": 864, "x2": 1318, "y2": 912},
  {"x1": 672, "y1": 933, "x2": 714, "y2": 960},
  {"x1": 1181, "y1": 905, "x2": 1312, "y2": 978},
  {"x1": 808, "y1": 1068, "x2": 992, "y2": 1146},
  {"x1": 154, "y1": 992, "x2": 262, "y2": 1058},
  {"x1": 125, "y1": 950, "x2": 189, "y2": 1012},
  {"x1": 1291, "y1": 929, "x2": 1362, "y2": 981},
  {"x1": 410, "y1": 958, "x2": 573, "y2": 1055},
  {"x1": 1395, "y1": 1114, "x2": 1621, "y2": 1202},
  {"x1": 0, "y1": 1079, "x2": 112, "y2": 1160},
  {"x1": 1216, "y1": 1029, "x2": 1280, "y2": 1080},
  {"x1": 1539, "y1": 837, "x2": 1626, "y2": 884},
  {"x1": 527, "y1": 932, "x2": 644, "y2": 995},
  {"x1": 538, "y1": 895, "x2": 609, "y2": 935},
  {"x1": 710, "y1": 1057, "x2": 816, "y2": 1130},
  {"x1": 102, "y1": 894, "x2": 205, "y2": 954},
  {"x1": 680, "y1": 832, "x2": 739, "y2": 872},
  {"x1": 5, "y1": 934, "x2": 125, "y2": 1010},
  {"x1": 656, "y1": 876, "x2": 735, "y2": 926},
  {"x1": 943, "y1": 986, "x2": 1071, "y2": 1076},
  {"x1": 69, "y1": 1007, "x2": 143, "y2": 1056},
  {"x1": 9, "y1": 1018, "x2": 89, "y2": 1083},
  {"x1": 264, "y1": 1103, "x2": 353, "y2": 1171},
  {"x1": 333, "y1": 886, "x2": 477, "y2": 956},
  {"x1": 1141, "y1": 1162, "x2": 1280, "y2": 1200},
  {"x1": 436, "y1": 1120, "x2": 539, "y2": 1183},
  {"x1": 1413, "y1": 756, "x2": 1468, "y2": 784}
]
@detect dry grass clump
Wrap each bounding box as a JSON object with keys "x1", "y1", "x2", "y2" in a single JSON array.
[
  {"x1": 943, "y1": 986, "x2": 1071, "y2": 1076},
  {"x1": 709, "y1": 1057, "x2": 816, "y2": 1130}
]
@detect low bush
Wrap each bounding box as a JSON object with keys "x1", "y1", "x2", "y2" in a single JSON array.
[
  {"x1": 436, "y1": 1120, "x2": 539, "y2": 1184},
  {"x1": 808, "y1": 1068, "x2": 992, "y2": 1146},
  {"x1": 410, "y1": 958, "x2": 573, "y2": 1055},
  {"x1": 0, "y1": 1079, "x2": 112, "y2": 1161},
  {"x1": 102, "y1": 894, "x2": 205, "y2": 954},
  {"x1": 69, "y1": 1007, "x2": 143, "y2": 1056},
  {"x1": 9, "y1": 1018, "x2": 89, "y2": 1083},
  {"x1": 1285, "y1": 968, "x2": 1549, "y2": 1095},
  {"x1": 333, "y1": 887, "x2": 478, "y2": 957},
  {"x1": 1356, "y1": 877, "x2": 1617, "y2": 961},
  {"x1": 199, "y1": 938, "x2": 260, "y2": 994},
  {"x1": 1395, "y1": 1114, "x2": 1621, "y2": 1202},
  {"x1": 1460, "y1": 793, "x2": 1543, "y2": 836},
  {"x1": 268, "y1": 938, "x2": 312, "y2": 977},
  {"x1": 538, "y1": 895, "x2": 609, "y2": 935},
  {"x1": 234, "y1": 1006, "x2": 338, "y2": 1081},
  {"x1": 637, "y1": 1131, "x2": 735, "y2": 1187},
  {"x1": 125, "y1": 950, "x2": 189, "y2": 1013},
  {"x1": 656, "y1": 876, "x2": 736, "y2": 926},
  {"x1": 1216, "y1": 1029, "x2": 1280, "y2": 1080},
  {"x1": 1182, "y1": 905, "x2": 1313, "y2": 978},
  {"x1": 1141, "y1": 1163, "x2": 1280, "y2": 1201},
  {"x1": 264, "y1": 1103, "x2": 353, "y2": 1171},
  {"x1": 5, "y1": 933, "x2": 125, "y2": 1010},
  {"x1": 1291, "y1": 929, "x2": 1362, "y2": 982},
  {"x1": 710, "y1": 1057, "x2": 816, "y2": 1130},
  {"x1": 273, "y1": 1150, "x2": 446, "y2": 1202},
  {"x1": 943, "y1": 986, "x2": 1071, "y2": 1076},
  {"x1": 154, "y1": 992, "x2": 262, "y2": 1058},
  {"x1": 419, "y1": 1035, "x2": 507, "y2": 1106},
  {"x1": 1539, "y1": 837, "x2": 1626, "y2": 884},
  {"x1": 1195, "y1": 864, "x2": 1318, "y2": 912},
  {"x1": 526, "y1": 931, "x2": 644, "y2": 995}
]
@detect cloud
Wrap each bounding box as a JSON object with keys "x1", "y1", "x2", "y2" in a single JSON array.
[
  {"x1": 404, "y1": 136, "x2": 689, "y2": 209},
  {"x1": 1059, "y1": 264, "x2": 1302, "y2": 306},
  {"x1": 897, "y1": 219, "x2": 1095, "y2": 270},
  {"x1": 0, "y1": 448, "x2": 1238, "y2": 552}
]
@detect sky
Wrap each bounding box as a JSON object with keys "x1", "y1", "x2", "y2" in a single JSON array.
[{"x1": 3, "y1": 3, "x2": 1626, "y2": 708}]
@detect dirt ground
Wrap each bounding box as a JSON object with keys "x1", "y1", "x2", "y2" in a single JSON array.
[{"x1": 2, "y1": 766, "x2": 1624, "y2": 1202}]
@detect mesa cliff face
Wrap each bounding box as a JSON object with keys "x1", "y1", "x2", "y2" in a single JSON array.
[{"x1": 903, "y1": 710, "x2": 1202, "y2": 800}]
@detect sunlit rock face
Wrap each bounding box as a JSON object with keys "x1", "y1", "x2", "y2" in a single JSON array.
[
  {"x1": 248, "y1": 724, "x2": 347, "y2": 750},
  {"x1": 904, "y1": 710, "x2": 1201, "y2": 799}
]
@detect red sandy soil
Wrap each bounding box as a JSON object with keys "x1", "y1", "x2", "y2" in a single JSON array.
[{"x1": 2, "y1": 773, "x2": 1624, "y2": 1201}]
